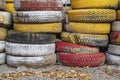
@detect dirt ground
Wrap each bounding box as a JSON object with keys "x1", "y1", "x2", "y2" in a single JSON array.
[{"x1": 0, "y1": 64, "x2": 120, "y2": 80}]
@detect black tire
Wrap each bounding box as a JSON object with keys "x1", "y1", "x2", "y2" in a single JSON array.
[{"x1": 7, "y1": 30, "x2": 56, "y2": 44}]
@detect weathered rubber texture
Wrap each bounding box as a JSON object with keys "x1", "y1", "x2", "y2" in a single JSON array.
[
  {"x1": 61, "y1": 32, "x2": 108, "y2": 47},
  {"x1": 7, "y1": 54, "x2": 56, "y2": 68},
  {"x1": 112, "y1": 21, "x2": 120, "y2": 32},
  {"x1": 70, "y1": 0, "x2": 118, "y2": 9},
  {"x1": 0, "y1": 53, "x2": 6, "y2": 64},
  {"x1": 0, "y1": 28, "x2": 7, "y2": 40},
  {"x1": 6, "y1": 0, "x2": 13, "y2": 3},
  {"x1": 5, "y1": 42, "x2": 55, "y2": 57},
  {"x1": 56, "y1": 41, "x2": 99, "y2": 54},
  {"x1": 58, "y1": 52, "x2": 105, "y2": 67},
  {"x1": 14, "y1": 23, "x2": 62, "y2": 33},
  {"x1": 13, "y1": 11, "x2": 63, "y2": 23},
  {"x1": 107, "y1": 44, "x2": 120, "y2": 56},
  {"x1": 62, "y1": 0, "x2": 70, "y2": 5},
  {"x1": 14, "y1": 0, "x2": 63, "y2": 11},
  {"x1": 0, "y1": 0, "x2": 6, "y2": 10},
  {"x1": 7, "y1": 30, "x2": 56, "y2": 44},
  {"x1": 65, "y1": 22, "x2": 110, "y2": 34},
  {"x1": 106, "y1": 52, "x2": 120, "y2": 66},
  {"x1": 117, "y1": 10, "x2": 120, "y2": 20},
  {"x1": 0, "y1": 12, "x2": 12, "y2": 27},
  {"x1": 6, "y1": 3, "x2": 15, "y2": 13},
  {"x1": 110, "y1": 32, "x2": 120, "y2": 44},
  {"x1": 0, "y1": 41, "x2": 5, "y2": 53},
  {"x1": 68, "y1": 9, "x2": 116, "y2": 23}
]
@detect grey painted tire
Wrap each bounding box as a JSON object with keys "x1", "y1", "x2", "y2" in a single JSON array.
[
  {"x1": 5, "y1": 42, "x2": 55, "y2": 57},
  {"x1": 0, "y1": 53, "x2": 6, "y2": 64},
  {"x1": 7, "y1": 54, "x2": 56, "y2": 68},
  {"x1": 106, "y1": 52, "x2": 120, "y2": 66},
  {"x1": 107, "y1": 44, "x2": 120, "y2": 56}
]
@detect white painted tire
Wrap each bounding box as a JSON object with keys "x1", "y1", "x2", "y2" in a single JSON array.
[
  {"x1": 106, "y1": 52, "x2": 120, "y2": 66},
  {"x1": 112, "y1": 21, "x2": 120, "y2": 31},
  {"x1": 7, "y1": 54, "x2": 56, "y2": 68},
  {"x1": 0, "y1": 12, "x2": 12, "y2": 27},
  {"x1": 0, "y1": 41, "x2": 5, "y2": 52},
  {"x1": 0, "y1": 53, "x2": 6, "y2": 64},
  {"x1": 5, "y1": 42, "x2": 55, "y2": 57},
  {"x1": 13, "y1": 11, "x2": 63, "y2": 23},
  {"x1": 107, "y1": 44, "x2": 120, "y2": 56}
]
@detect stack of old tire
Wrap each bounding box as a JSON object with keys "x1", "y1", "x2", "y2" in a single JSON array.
[
  {"x1": 106, "y1": 2, "x2": 120, "y2": 65},
  {"x1": 6, "y1": 0, "x2": 15, "y2": 13},
  {"x1": 5, "y1": 0, "x2": 63, "y2": 68},
  {"x1": 56, "y1": 0, "x2": 117, "y2": 67},
  {"x1": 0, "y1": 0, "x2": 11, "y2": 65}
]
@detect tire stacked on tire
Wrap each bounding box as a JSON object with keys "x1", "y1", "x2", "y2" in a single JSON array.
[
  {"x1": 0, "y1": 0, "x2": 12, "y2": 65},
  {"x1": 106, "y1": 9, "x2": 120, "y2": 65},
  {"x1": 5, "y1": 0, "x2": 63, "y2": 68},
  {"x1": 56, "y1": 0, "x2": 118, "y2": 67},
  {"x1": 6, "y1": 0, "x2": 15, "y2": 13}
]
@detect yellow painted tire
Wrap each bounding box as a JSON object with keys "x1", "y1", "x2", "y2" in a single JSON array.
[
  {"x1": 61, "y1": 32, "x2": 108, "y2": 47},
  {"x1": 6, "y1": 3, "x2": 15, "y2": 13},
  {"x1": 117, "y1": 10, "x2": 120, "y2": 20},
  {"x1": 6, "y1": 0, "x2": 13, "y2": 3},
  {"x1": 0, "y1": 28, "x2": 7, "y2": 40},
  {"x1": 65, "y1": 22, "x2": 110, "y2": 34},
  {"x1": 14, "y1": 23, "x2": 62, "y2": 33},
  {"x1": 68, "y1": 9, "x2": 116, "y2": 22},
  {"x1": 70, "y1": 0, "x2": 118, "y2": 9}
]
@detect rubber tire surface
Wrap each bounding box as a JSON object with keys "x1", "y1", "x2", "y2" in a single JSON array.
[
  {"x1": 107, "y1": 44, "x2": 120, "y2": 56},
  {"x1": 112, "y1": 21, "x2": 120, "y2": 31},
  {"x1": 7, "y1": 54, "x2": 56, "y2": 68},
  {"x1": 7, "y1": 30, "x2": 56, "y2": 44},
  {"x1": 13, "y1": 11, "x2": 63, "y2": 23},
  {"x1": 68, "y1": 9, "x2": 116, "y2": 22},
  {"x1": 58, "y1": 52, "x2": 105, "y2": 67},
  {"x1": 0, "y1": 41, "x2": 5, "y2": 53},
  {"x1": 110, "y1": 32, "x2": 120, "y2": 44},
  {"x1": 14, "y1": 0, "x2": 63, "y2": 11},
  {"x1": 106, "y1": 52, "x2": 120, "y2": 66},
  {"x1": 5, "y1": 42, "x2": 55, "y2": 57},
  {"x1": 0, "y1": 28, "x2": 7, "y2": 40},
  {"x1": 14, "y1": 23, "x2": 62, "y2": 33},
  {"x1": 0, "y1": 1, "x2": 6, "y2": 10},
  {"x1": 70, "y1": 0, "x2": 118, "y2": 9},
  {"x1": 65, "y1": 22, "x2": 110, "y2": 34},
  {"x1": 61, "y1": 32, "x2": 108, "y2": 47},
  {"x1": 56, "y1": 41, "x2": 99, "y2": 54},
  {"x1": 6, "y1": 0, "x2": 13, "y2": 3},
  {"x1": 0, "y1": 53, "x2": 6, "y2": 64}
]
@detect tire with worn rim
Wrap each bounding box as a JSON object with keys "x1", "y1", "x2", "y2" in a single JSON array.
[
  {"x1": 7, "y1": 30, "x2": 56, "y2": 44},
  {"x1": 7, "y1": 54, "x2": 56, "y2": 68},
  {"x1": 5, "y1": 42, "x2": 55, "y2": 57},
  {"x1": 58, "y1": 52, "x2": 105, "y2": 67},
  {"x1": 61, "y1": 32, "x2": 108, "y2": 47},
  {"x1": 56, "y1": 41, "x2": 99, "y2": 54},
  {"x1": 13, "y1": 11, "x2": 63, "y2": 23}
]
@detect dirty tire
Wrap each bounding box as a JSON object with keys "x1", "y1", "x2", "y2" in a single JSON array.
[
  {"x1": 61, "y1": 32, "x2": 108, "y2": 47},
  {"x1": 7, "y1": 30, "x2": 56, "y2": 44},
  {"x1": 110, "y1": 32, "x2": 120, "y2": 44},
  {"x1": 56, "y1": 41, "x2": 99, "y2": 54},
  {"x1": 6, "y1": 3, "x2": 15, "y2": 13},
  {"x1": 7, "y1": 54, "x2": 56, "y2": 68},
  {"x1": 0, "y1": 53, "x2": 6, "y2": 64},
  {"x1": 6, "y1": 42, "x2": 55, "y2": 57},
  {"x1": 112, "y1": 21, "x2": 120, "y2": 31},
  {"x1": 0, "y1": 28, "x2": 7, "y2": 40},
  {"x1": 58, "y1": 52, "x2": 105, "y2": 67},
  {"x1": 0, "y1": 41, "x2": 5, "y2": 53}
]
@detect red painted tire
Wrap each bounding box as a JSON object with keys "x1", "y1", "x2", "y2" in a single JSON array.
[
  {"x1": 110, "y1": 32, "x2": 120, "y2": 44},
  {"x1": 58, "y1": 52, "x2": 105, "y2": 67},
  {"x1": 56, "y1": 41, "x2": 99, "y2": 54}
]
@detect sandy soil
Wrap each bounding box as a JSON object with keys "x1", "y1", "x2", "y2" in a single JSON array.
[{"x1": 0, "y1": 64, "x2": 120, "y2": 80}]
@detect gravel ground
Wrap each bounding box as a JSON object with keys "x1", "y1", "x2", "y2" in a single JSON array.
[{"x1": 0, "y1": 64, "x2": 120, "y2": 80}]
